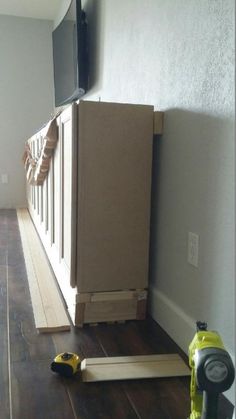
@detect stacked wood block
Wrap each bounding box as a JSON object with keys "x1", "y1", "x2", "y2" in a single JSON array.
[{"x1": 75, "y1": 290, "x2": 147, "y2": 326}]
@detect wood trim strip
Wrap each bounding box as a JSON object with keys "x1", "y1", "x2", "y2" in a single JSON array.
[
  {"x1": 84, "y1": 354, "x2": 182, "y2": 365},
  {"x1": 81, "y1": 354, "x2": 190, "y2": 382},
  {"x1": 17, "y1": 209, "x2": 71, "y2": 332}
]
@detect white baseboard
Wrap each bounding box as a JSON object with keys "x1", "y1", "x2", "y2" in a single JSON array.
[{"x1": 148, "y1": 285, "x2": 196, "y2": 354}]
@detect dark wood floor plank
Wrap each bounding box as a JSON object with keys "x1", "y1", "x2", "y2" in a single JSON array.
[
  {"x1": 6, "y1": 217, "x2": 56, "y2": 363},
  {"x1": 92, "y1": 320, "x2": 191, "y2": 419},
  {"x1": 11, "y1": 359, "x2": 76, "y2": 419},
  {"x1": 0, "y1": 264, "x2": 10, "y2": 419},
  {"x1": 6, "y1": 210, "x2": 135, "y2": 419},
  {"x1": 6, "y1": 210, "x2": 76, "y2": 419},
  {"x1": 0, "y1": 209, "x2": 233, "y2": 419},
  {"x1": 52, "y1": 325, "x2": 105, "y2": 360},
  {"x1": 0, "y1": 211, "x2": 11, "y2": 419},
  {"x1": 123, "y1": 378, "x2": 190, "y2": 419},
  {"x1": 93, "y1": 318, "x2": 187, "y2": 359},
  {"x1": 0, "y1": 242, "x2": 7, "y2": 262},
  {"x1": 7, "y1": 263, "x2": 56, "y2": 362},
  {"x1": 63, "y1": 379, "x2": 139, "y2": 419},
  {"x1": 52, "y1": 326, "x2": 138, "y2": 419}
]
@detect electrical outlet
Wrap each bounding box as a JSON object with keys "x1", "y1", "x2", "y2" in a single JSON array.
[
  {"x1": 1, "y1": 174, "x2": 8, "y2": 184},
  {"x1": 188, "y1": 232, "x2": 199, "y2": 267}
]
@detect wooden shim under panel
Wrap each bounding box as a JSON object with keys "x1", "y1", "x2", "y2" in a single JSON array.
[
  {"x1": 17, "y1": 209, "x2": 71, "y2": 332},
  {"x1": 76, "y1": 290, "x2": 147, "y2": 303},
  {"x1": 81, "y1": 354, "x2": 190, "y2": 382}
]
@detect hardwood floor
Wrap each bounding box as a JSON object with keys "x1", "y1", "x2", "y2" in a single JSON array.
[{"x1": 0, "y1": 209, "x2": 234, "y2": 419}]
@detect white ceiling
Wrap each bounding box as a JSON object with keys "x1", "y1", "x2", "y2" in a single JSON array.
[{"x1": 0, "y1": 0, "x2": 62, "y2": 20}]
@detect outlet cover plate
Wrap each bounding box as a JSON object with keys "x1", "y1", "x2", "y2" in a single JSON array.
[{"x1": 1, "y1": 174, "x2": 8, "y2": 184}]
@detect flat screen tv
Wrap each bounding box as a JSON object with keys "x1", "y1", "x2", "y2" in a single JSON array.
[{"x1": 52, "y1": 0, "x2": 88, "y2": 107}]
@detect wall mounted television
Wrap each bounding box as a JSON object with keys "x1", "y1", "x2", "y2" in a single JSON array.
[{"x1": 52, "y1": 0, "x2": 88, "y2": 107}]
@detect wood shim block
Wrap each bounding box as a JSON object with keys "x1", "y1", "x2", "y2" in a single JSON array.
[
  {"x1": 76, "y1": 290, "x2": 147, "y2": 303},
  {"x1": 153, "y1": 111, "x2": 164, "y2": 135},
  {"x1": 81, "y1": 354, "x2": 190, "y2": 382},
  {"x1": 17, "y1": 209, "x2": 71, "y2": 332}
]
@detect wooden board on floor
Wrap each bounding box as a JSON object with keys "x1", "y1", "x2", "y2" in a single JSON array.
[
  {"x1": 81, "y1": 354, "x2": 190, "y2": 382},
  {"x1": 17, "y1": 209, "x2": 70, "y2": 332}
]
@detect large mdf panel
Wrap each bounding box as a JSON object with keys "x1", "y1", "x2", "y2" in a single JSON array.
[{"x1": 77, "y1": 101, "x2": 154, "y2": 293}]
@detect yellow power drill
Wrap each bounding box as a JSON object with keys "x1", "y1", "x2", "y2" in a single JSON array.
[{"x1": 189, "y1": 321, "x2": 235, "y2": 419}]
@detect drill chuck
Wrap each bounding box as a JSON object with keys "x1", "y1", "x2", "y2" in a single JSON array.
[{"x1": 195, "y1": 347, "x2": 235, "y2": 393}]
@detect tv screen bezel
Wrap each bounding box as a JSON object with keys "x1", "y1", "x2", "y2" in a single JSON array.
[{"x1": 52, "y1": 0, "x2": 88, "y2": 107}]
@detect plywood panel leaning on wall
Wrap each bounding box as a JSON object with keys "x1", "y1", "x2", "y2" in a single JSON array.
[
  {"x1": 76, "y1": 101, "x2": 154, "y2": 293},
  {"x1": 24, "y1": 101, "x2": 164, "y2": 326}
]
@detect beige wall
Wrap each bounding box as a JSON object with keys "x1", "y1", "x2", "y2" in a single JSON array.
[
  {"x1": 0, "y1": 16, "x2": 54, "y2": 208},
  {"x1": 1, "y1": 0, "x2": 234, "y2": 404},
  {"x1": 79, "y1": 0, "x2": 235, "y2": 403}
]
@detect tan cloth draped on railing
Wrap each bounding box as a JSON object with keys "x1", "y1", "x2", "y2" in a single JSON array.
[{"x1": 22, "y1": 117, "x2": 58, "y2": 185}]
